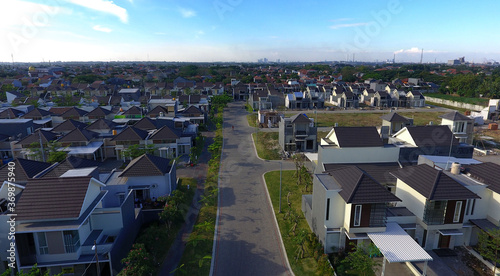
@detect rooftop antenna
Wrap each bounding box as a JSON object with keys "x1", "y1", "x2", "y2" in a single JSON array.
[{"x1": 420, "y1": 48, "x2": 424, "y2": 64}]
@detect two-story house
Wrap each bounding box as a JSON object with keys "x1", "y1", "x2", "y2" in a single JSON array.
[
  {"x1": 278, "y1": 114, "x2": 317, "y2": 152},
  {"x1": 439, "y1": 111, "x2": 474, "y2": 144}
]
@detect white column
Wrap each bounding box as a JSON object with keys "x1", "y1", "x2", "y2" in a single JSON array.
[
  {"x1": 423, "y1": 260, "x2": 428, "y2": 276},
  {"x1": 381, "y1": 257, "x2": 387, "y2": 276}
]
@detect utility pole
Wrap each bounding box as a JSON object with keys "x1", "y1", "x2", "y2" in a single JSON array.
[
  {"x1": 94, "y1": 240, "x2": 100, "y2": 276},
  {"x1": 38, "y1": 130, "x2": 46, "y2": 162},
  {"x1": 279, "y1": 161, "x2": 282, "y2": 213}
]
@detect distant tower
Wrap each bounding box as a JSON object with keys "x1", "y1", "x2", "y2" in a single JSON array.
[
  {"x1": 353, "y1": 53, "x2": 355, "y2": 62},
  {"x1": 420, "y1": 48, "x2": 424, "y2": 64},
  {"x1": 393, "y1": 53, "x2": 395, "y2": 64},
  {"x1": 11, "y1": 53, "x2": 14, "y2": 65}
]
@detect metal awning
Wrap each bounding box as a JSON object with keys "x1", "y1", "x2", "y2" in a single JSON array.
[
  {"x1": 62, "y1": 141, "x2": 103, "y2": 155},
  {"x1": 128, "y1": 185, "x2": 151, "y2": 190},
  {"x1": 345, "y1": 231, "x2": 369, "y2": 240},
  {"x1": 438, "y1": 229, "x2": 463, "y2": 236},
  {"x1": 368, "y1": 222, "x2": 433, "y2": 263},
  {"x1": 470, "y1": 219, "x2": 500, "y2": 233}
]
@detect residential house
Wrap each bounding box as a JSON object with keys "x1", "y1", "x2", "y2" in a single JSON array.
[
  {"x1": 0, "y1": 108, "x2": 25, "y2": 119},
  {"x1": 179, "y1": 105, "x2": 206, "y2": 125},
  {"x1": 0, "y1": 158, "x2": 51, "y2": 185},
  {"x1": 390, "y1": 125, "x2": 474, "y2": 164},
  {"x1": 51, "y1": 119, "x2": 88, "y2": 135},
  {"x1": 13, "y1": 176, "x2": 137, "y2": 275},
  {"x1": 103, "y1": 154, "x2": 176, "y2": 207},
  {"x1": 338, "y1": 91, "x2": 359, "y2": 108},
  {"x1": 85, "y1": 107, "x2": 114, "y2": 122},
  {"x1": 22, "y1": 108, "x2": 53, "y2": 128},
  {"x1": 146, "y1": 106, "x2": 170, "y2": 118},
  {"x1": 302, "y1": 165, "x2": 401, "y2": 253},
  {"x1": 318, "y1": 127, "x2": 400, "y2": 172},
  {"x1": 57, "y1": 128, "x2": 103, "y2": 161},
  {"x1": 372, "y1": 91, "x2": 391, "y2": 108},
  {"x1": 110, "y1": 126, "x2": 149, "y2": 160},
  {"x1": 13, "y1": 129, "x2": 58, "y2": 161},
  {"x1": 406, "y1": 91, "x2": 425, "y2": 107},
  {"x1": 60, "y1": 107, "x2": 88, "y2": 122},
  {"x1": 439, "y1": 111, "x2": 474, "y2": 144},
  {"x1": 0, "y1": 119, "x2": 34, "y2": 143},
  {"x1": 278, "y1": 114, "x2": 317, "y2": 152},
  {"x1": 380, "y1": 112, "x2": 413, "y2": 135},
  {"x1": 391, "y1": 164, "x2": 480, "y2": 250},
  {"x1": 40, "y1": 156, "x2": 101, "y2": 178}
]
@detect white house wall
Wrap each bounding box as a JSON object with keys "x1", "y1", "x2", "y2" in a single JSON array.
[
  {"x1": 317, "y1": 146, "x2": 400, "y2": 171},
  {"x1": 394, "y1": 179, "x2": 426, "y2": 219},
  {"x1": 126, "y1": 175, "x2": 169, "y2": 198},
  {"x1": 91, "y1": 209, "x2": 123, "y2": 236},
  {"x1": 488, "y1": 192, "x2": 500, "y2": 225},
  {"x1": 79, "y1": 179, "x2": 104, "y2": 217}
]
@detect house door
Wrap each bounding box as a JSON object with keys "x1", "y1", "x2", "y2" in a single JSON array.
[{"x1": 438, "y1": 234, "x2": 451, "y2": 249}]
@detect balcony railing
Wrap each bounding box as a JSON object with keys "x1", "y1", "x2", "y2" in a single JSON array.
[{"x1": 423, "y1": 200, "x2": 446, "y2": 225}]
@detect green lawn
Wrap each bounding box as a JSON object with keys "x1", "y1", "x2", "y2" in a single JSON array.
[
  {"x1": 426, "y1": 93, "x2": 489, "y2": 106},
  {"x1": 247, "y1": 113, "x2": 258, "y2": 127},
  {"x1": 253, "y1": 132, "x2": 281, "y2": 160},
  {"x1": 265, "y1": 171, "x2": 334, "y2": 276},
  {"x1": 426, "y1": 102, "x2": 468, "y2": 113}
]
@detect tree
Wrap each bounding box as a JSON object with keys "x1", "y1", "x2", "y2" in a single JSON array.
[
  {"x1": 478, "y1": 228, "x2": 500, "y2": 275},
  {"x1": 341, "y1": 243, "x2": 381, "y2": 276},
  {"x1": 122, "y1": 144, "x2": 155, "y2": 160},
  {"x1": 121, "y1": 243, "x2": 155, "y2": 276},
  {"x1": 46, "y1": 141, "x2": 67, "y2": 163}
]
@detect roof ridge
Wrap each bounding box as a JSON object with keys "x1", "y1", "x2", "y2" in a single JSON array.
[
  {"x1": 145, "y1": 154, "x2": 164, "y2": 175},
  {"x1": 347, "y1": 168, "x2": 364, "y2": 203},
  {"x1": 429, "y1": 169, "x2": 442, "y2": 199}
]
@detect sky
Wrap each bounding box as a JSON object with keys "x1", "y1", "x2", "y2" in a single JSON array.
[{"x1": 1, "y1": 0, "x2": 500, "y2": 63}]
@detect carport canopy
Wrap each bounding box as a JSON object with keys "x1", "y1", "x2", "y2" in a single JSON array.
[{"x1": 368, "y1": 222, "x2": 433, "y2": 276}]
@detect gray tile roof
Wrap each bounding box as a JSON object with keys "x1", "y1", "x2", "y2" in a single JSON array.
[
  {"x1": 41, "y1": 156, "x2": 101, "y2": 178},
  {"x1": 439, "y1": 111, "x2": 472, "y2": 121},
  {"x1": 85, "y1": 118, "x2": 117, "y2": 131},
  {"x1": 463, "y1": 162, "x2": 500, "y2": 194},
  {"x1": 16, "y1": 176, "x2": 92, "y2": 220},
  {"x1": 0, "y1": 158, "x2": 51, "y2": 183},
  {"x1": 119, "y1": 154, "x2": 171, "y2": 177},
  {"x1": 133, "y1": 117, "x2": 157, "y2": 130},
  {"x1": 61, "y1": 107, "x2": 88, "y2": 117},
  {"x1": 16, "y1": 129, "x2": 57, "y2": 146},
  {"x1": 147, "y1": 106, "x2": 168, "y2": 117},
  {"x1": 51, "y1": 119, "x2": 88, "y2": 133},
  {"x1": 150, "y1": 126, "x2": 180, "y2": 140},
  {"x1": 58, "y1": 128, "x2": 99, "y2": 143},
  {"x1": 324, "y1": 162, "x2": 401, "y2": 185},
  {"x1": 380, "y1": 112, "x2": 410, "y2": 123},
  {"x1": 86, "y1": 106, "x2": 112, "y2": 117},
  {"x1": 328, "y1": 166, "x2": 401, "y2": 204},
  {"x1": 290, "y1": 113, "x2": 312, "y2": 124},
  {"x1": 405, "y1": 126, "x2": 459, "y2": 147},
  {"x1": 23, "y1": 108, "x2": 52, "y2": 119},
  {"x1": 390, "y1": 164, "x2": 480, "y2": 200},
  {"x1": 333, "y1": 127, "x2": 383, "y2": 147}
]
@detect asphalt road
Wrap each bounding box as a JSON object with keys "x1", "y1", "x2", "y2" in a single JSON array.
[{"x1": 211, "y1": 101, "x2": 295, "y2": 276}]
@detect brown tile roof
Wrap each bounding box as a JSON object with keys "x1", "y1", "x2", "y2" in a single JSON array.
[
  {"x1": 328, "y1": 166, "x2": 401, "y2": 204},
  {"x1": 463, "y1": 162, "x2": 500, "y2": 194},
  {"x1": 85, "y1": 118, "x2": 117, "y2": 131},
  {"x1": 48, "y1": 107, "x2": 72, "y2": 115},
  {"x1": 380, "y1": 112, "x2": 409, "y2": 123},
  {"x1": 41, "y1": 156, "x2": 101, "y2": 178},
  {"x1": 58, "y1": 128, "x2": 99, "y2": 143},
  {"x1": 119, "y1": 154, "x2": 171, "y2": 177},
  {"x1": 147, "y1": 106, "x2": 169, "y2": 117},
  {"x1": 0, "y1": 108, "x2": 24, "y2": 119},
  {"x1": 52, "y1": 119, "x2": 88, "y2": 133},
  {"x1": 16, "y1": 129, "x2": 58, "y2": 146},
  {"x1": 333, "y1": 127, "x2": 383, "y2": 147},
  {"x1": 150, "y1": 126, "x2": 180, "y2": 140},
  {"x1": 16, "y1": 176, "x2": 92, "y2": 220},
  {"x1": 0, "y1": 158, "x2": 51, "y2": 183},
  {"x1": 86, "y1": 106, "x2": 112, "y2": 117},
  {"x1": 133, "y1": 117, "x2": 157, "y2": 130},
  {"x1": 182, "y1": 105, "x2": 203, "y2": 116},
  {"x1": 111, "y1": 126, "x2": 148, "y2": 141},
  {"x1": 122, "y1": 106, "x2": 143, "y2": 115},
  {"x1": 61, "y1": 107, "x2": 88, "y2": 118},
  {"x1": 22, "y1": 108, "x2": 52, "y2": 119},
  {"x1": 390, "y1": 164, "x2": 480, "y2": 200},
  {"x1": 405, "y1": 126, "x2": 459, "y2": 147}
]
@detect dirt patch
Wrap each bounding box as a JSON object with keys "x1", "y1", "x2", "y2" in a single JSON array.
[{"x1": 441, "y1": 247, "x2": 493, "y2": 276}]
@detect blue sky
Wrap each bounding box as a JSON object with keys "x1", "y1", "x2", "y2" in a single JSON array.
[{"x1": 1, "y1": 0, "x2": 500, "y2": 63}]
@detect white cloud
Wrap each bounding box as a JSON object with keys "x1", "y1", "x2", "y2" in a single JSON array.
[
  {"x1": 329, "y1": 22, "x2": 369, "y2": 29},
  {"x1": 178, "y1": 7, "x2": 196, "y2": 18},
  {"x1": 66, "y1": 0, "x2": 128, "y2": 23},
  {"x1": 0, "y1": 0, "x2": 70, "y2": 28},
  {"x1": 93, "y1": 25, "x2": 112, "y2": 33},
  {"x1": 330, "y1": 18, "x2": 354, "y2": 22},
  {"x1": 197, "y1": 30, "x2": 205, "y2": 35},
  {"x1": 394, "y1": 47, "x2": 443, "y2": 54}
]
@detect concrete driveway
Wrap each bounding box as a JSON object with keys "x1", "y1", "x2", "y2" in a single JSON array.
[{"x1": 211, "y1": 101, "x2": 294, "y2": 276}]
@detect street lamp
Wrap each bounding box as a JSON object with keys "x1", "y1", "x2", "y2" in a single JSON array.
[{"x1": 92, "y1": 240, "x2": 100, "y2": 276}]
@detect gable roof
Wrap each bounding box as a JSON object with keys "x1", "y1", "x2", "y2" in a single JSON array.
[
  {"x1": 0, "y1": 158, "x2": 51, "y2": 183},
  {"x1": 0, "y1": 108, "x2": 24, "y2": 119},
  {"x1": 16, "y1": 129, "x2": 58, "y2": 146},
  {"x1": 133, "y1": 117, "x2": 157, "y2": 130},
  {"x1": 86, "y1": 106, "x2": 112, "y2": 117},
  {"x1": 439, "y1": 111, "x2": 472, "y2": 121},
  {"x1": 380, "y1": 112, "x2": 410, "y2": 123},
  {"x1": 119, "y1": 154, "x2": 171, "y2": 177},
  {"x1": 463, "y1": 162, "x2": 500, "y2": 194},
  {"x1": 52, "y1": 119, "x2": 88, "y2": 133},
  {"x1": 41, "y1": 156, "x2": 101, "y2": 178},
  {"x1": 58, "y1": 128, "x2": 99, "y2": 143},
  {"x1": 60, "y1": 107, "x2": 88, "y2": 117},
  {"x1": 324, "y1": 162, "x2": 400, "y2": 185},
  {"x1": 147, "y1": 106, "x2": 169, "y2": 117},
  {"x1": 23, "y1": 108, "x2": 52, "y2": 119},
  {"x1": 404, "y1": 126, "x2": 459, "y2": 147},
  {"x1": 333, "y1": 127, "x2": 383, "y2": 147},
  {"x1": 150, "y1": 125, "x2": 180, "y2": 140},
  {"x1": 110, "y1": 126, "x2": 148, "y2": 141},
  {"x1": 16, "y1": 176, "x2": 92, "y2": 220},
  {"x1": 182, "y1": 105, "x2": 203, "y2": 116},
  {"x1": 390, "y1": 164, "x2": 480, "y2": 200},
  {"x1": 85, "y1": 118, "x2": 117, "y2": 131},
  {"x1": 122, "y1": 106, "x2": 143, "y2": 115},
  {"x1": 328, "y1": 166, "x2": 401, "y2": 204},
  {"x1": 290, "y1": 113, "x2": 312, "y2": 124}
]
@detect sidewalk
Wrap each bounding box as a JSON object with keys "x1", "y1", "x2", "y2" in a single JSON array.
[{"x1": 157, "y1": 133, "x2": 213, "y2": 275}]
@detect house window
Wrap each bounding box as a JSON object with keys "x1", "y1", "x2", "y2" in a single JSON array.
[
  {"x1": 453, "y1": 201, "x2": 462, "y2": 222},
  {"x1": 37, "y1": 232, "x2": 48, "y2": 255},
  {"x1": 326, "y1": 198, "x2": 330, "y2": 221},
  {"x1": 63, "y1": 230, "x2": 80, "y2": 253},
  {"x1": 453, "y1": 122, "x2": 466, "y2": 133},
  {"x1": 354, "y1": 205, "x2": 362, "y2": 226}
]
